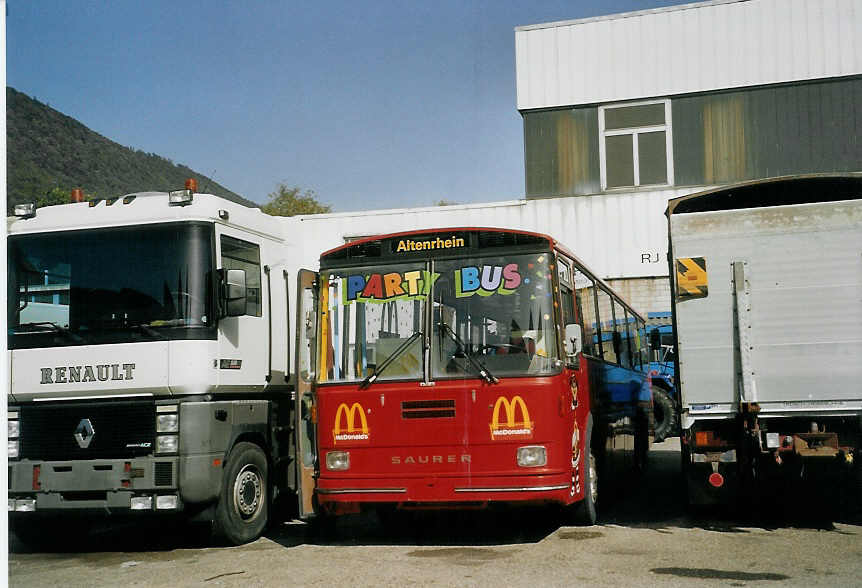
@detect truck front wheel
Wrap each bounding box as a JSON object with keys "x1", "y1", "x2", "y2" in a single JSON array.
[{"x1": 214, "y1": 442, "x2": 269, "y2": 545}]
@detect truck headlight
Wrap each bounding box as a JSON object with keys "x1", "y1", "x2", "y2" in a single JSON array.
[
  {"x1": 326, "y1": 451, "x2": 350, "y2": 471},
  {"x1": 131, "y1": 496, "x2": 153, "y2": 510},
  {"x1": 8, "y1": 412, "x2": 19, "y2": 459},
  {"x1": 157, "y1": 414, "x2": 179, "y2": 433},
  {"x1": 155, "y1": 435, "x2": 178, "y2": 454},
  {"x1": 517, "y1": 446, "x2": 547, "y2": 467}
]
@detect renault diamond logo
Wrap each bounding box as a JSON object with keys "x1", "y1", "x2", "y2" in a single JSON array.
[{"x1": 74, "y1": 419, "x2": 95, "y2": 449}]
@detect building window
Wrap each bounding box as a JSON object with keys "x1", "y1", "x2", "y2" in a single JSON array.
[{"x1": 599, "y1": 100, "x2": 673, "y2": 190}]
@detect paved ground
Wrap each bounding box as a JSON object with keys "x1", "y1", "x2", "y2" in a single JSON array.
[{"x1": 8, "y1": 439, "x2": 862, "y2": 587}]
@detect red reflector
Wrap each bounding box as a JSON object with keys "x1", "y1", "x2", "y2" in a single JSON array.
[
  {"x1": 708, "y1": 472, "x2": 724, "y2": 488},
  {"x1": 33, "y1": 465, "x2": 41, "y2": 490},
  {"x1": 213, "y1": 458, "x2": 222, "y2": 467},
  {"x1": 122, "y1": 480, "x2": 131, "y2": 488},
  {"x1": 124, "y1": 462, "x2": 131, "y2": 473}
]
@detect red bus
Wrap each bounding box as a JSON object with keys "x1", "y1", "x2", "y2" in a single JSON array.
[{"x1": 293, "y1": 228, "x2": 652, "y2": 525}]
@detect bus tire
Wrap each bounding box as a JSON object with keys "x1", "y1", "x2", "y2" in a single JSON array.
[
  {"x1": 571, "y1": 418, "x2": 598, "y2": 526},
  {"x1": 652, "y1": 386, "x2": 677, "y2": 443},
  {"x1": 213, "y1": 442, "x2": 269, "y2": 545}
]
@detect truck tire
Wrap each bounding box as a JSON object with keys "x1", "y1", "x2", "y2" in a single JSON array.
[
  {"x1": 652, "y1": 386, "x2": 677, "y2": 443},
  {"x1": 213, "y1": 442, "x2": 269, "y2": 545},
  {"x1": 570, "y1": 417, "x2": 598, "y2": 525}
]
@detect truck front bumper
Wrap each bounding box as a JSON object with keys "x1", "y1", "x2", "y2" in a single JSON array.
[{"x1": 8, "y1": 456, "x2": 183, "y2": 513}]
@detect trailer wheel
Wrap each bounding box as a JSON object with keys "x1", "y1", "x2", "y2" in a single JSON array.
[
  {"x1": 652, "y1": 386, "x2": 677, "y2": 443},
  {"x1": 214, "y1": 442, "x2": 269, "y2": 545},
  {"x1": 571, "y1": 417, "x2": 598, "y2": 525}
]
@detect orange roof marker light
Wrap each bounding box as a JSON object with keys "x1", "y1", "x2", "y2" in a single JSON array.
[
  {"x1": 169, "y1": 179, "x2": 197, "y2": 206},
  {"x1": 70, "y1": 188, "x2": 85, "y2": 203}
]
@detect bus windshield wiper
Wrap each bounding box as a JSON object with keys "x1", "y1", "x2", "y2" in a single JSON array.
[
  {"x1": 15, "y1": 321, "x2": 84, "y2": 343},
  {"x1": 359, "y1": 331, "x2": 423, "y2": 389},
  {"x1": 437, "y1": 321, "x2": 498, "y2": 384}
]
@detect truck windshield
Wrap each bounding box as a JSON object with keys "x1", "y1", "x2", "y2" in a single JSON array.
[
  {"x1": 317, "y1": 251, "x2": 559, "y2": 383},
  {"x1": 8, "y1": 222, "x2": 214, "y2": 349}
]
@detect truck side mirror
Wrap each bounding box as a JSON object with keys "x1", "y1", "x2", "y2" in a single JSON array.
[
  {"x1": 564, "y1": 323, "x2": 583, "y2": 358},
  {"x1": 222, "y1": 268, "x2": 248, "y2": 317},
  {"x1": 649, "y1": 328, "x2": 661, "y2": 351}
]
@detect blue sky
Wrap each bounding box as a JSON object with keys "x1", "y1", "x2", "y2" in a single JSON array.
[{"x1": 8, "y1": 0, "x2": 691, "y2": 211}]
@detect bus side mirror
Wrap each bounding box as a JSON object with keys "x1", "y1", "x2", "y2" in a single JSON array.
[
  {"x1": 222, "y1": 268, "x2": 248, "y2": 317},
  {"x1": 564, "y1": 324, "x2": 583, "y2": 358},
  {"x1": 649, "y1": 328, "x2": 661, "y2": 351}
]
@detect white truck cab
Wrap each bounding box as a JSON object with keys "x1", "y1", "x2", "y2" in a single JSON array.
[{"x1": 7, "y1": 185, "x2": 298, "y2": 545}]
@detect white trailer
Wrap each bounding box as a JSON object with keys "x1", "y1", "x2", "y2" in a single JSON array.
[
  {"x1": 7, "y1": 184, "x2": 308, "y2": 545},
  {"x1": 667, "y1": 175, "x2": 862, "y2": 507}
]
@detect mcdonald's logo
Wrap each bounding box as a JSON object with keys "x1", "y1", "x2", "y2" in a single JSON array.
[
  {"x1": 333, "y1": 402, "x2": 370, "y2": 445},
  {"x1": 489, "y1": 395, "x2": 534, "y2": 441}
]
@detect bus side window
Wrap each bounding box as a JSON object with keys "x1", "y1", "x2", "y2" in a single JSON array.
[
  {"x1": 595, "y1": 288, "x2": 616, "y2": 363},
  {"x1": 574, "y1": 268, "x2": 598, "y2": 357}
]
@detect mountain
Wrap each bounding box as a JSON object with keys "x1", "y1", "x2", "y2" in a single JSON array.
[{"x1": 6, "y1": 87, "x2": 258, "y2": 211}]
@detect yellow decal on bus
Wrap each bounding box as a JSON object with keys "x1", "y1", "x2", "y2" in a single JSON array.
[
  {"x1": 490, "y1": 395, "x2": 534, "y2": 440},
  {"x1": 333, "y1": 402, "x2": 370, "y2": 444}
]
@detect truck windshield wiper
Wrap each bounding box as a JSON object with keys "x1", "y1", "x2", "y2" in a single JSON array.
[
  {"x1": 15, "y1": 321, "x2": 84, "y2": 343},
  {"x1": 359, "y1": 331, "x2": 423, "y2": 390},
  {"x1": 437, "y1": 321, "x2": 498, "y2": 384}
]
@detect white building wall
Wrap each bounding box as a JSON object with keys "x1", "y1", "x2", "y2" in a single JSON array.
[
  {"x1": 283, "y1": 187, "x2": 706, "y2": 285},
  {"x1": 516, "y1": 0, "x2": 862, "y2": 110}
]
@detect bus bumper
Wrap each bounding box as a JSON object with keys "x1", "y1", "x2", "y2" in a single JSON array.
[{"x1": 316, "y1": 472, "x2": 573, "y2": 507}]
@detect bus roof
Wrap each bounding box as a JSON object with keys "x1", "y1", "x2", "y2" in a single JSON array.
[{"x1": 319, "y1": 227, "x2": 556, "y2": 265}]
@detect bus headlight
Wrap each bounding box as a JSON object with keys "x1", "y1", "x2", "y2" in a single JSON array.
[
  {"x1": 517, "y1": 446, "x2": 547, "y2": 467},
  {"x1": 326, "y1": 451, "x2": 350, "y2": 471},
  {"x1": 155, "y1": 435, "x2": 178, "y2": 454}
]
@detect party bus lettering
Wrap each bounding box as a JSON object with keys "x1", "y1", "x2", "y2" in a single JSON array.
[
  {"x1": 455, "y1": 264, "x2": 521, "y2": 298},
  {"x1": 341, "y1": 270, "x2": 439, "y2": 304}
]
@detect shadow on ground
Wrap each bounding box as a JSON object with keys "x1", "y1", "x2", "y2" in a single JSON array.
[{"x1": 9, "y1": 438, "x2": 858, "y2": 555}]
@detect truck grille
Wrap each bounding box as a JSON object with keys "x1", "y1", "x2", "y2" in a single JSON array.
[{"x1": 19, "y1": 399, "x2": 155, "y2": 461}]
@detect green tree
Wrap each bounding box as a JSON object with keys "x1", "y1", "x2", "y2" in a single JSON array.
[
  {"x1": 261, "y1": 183, "x2": 331, "y2": 216},
  {"x1": 434, "y1": 199, "x2": 458, "y2": 206},
  {"x1": 35, "y1": 187, "x2": 73, "y2": 208}
]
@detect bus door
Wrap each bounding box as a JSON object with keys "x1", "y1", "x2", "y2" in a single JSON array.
[{"x1": 295, "y1": 269, "x2": 318, "y2": 518}]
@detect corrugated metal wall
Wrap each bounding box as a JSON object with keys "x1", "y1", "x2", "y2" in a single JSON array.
[
  {"x1": 516, "y1": 0, "x2": 862, "y2": 111},
  {"x1": 284, "y1": 187, "x2": 705, "y2": 280}
]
